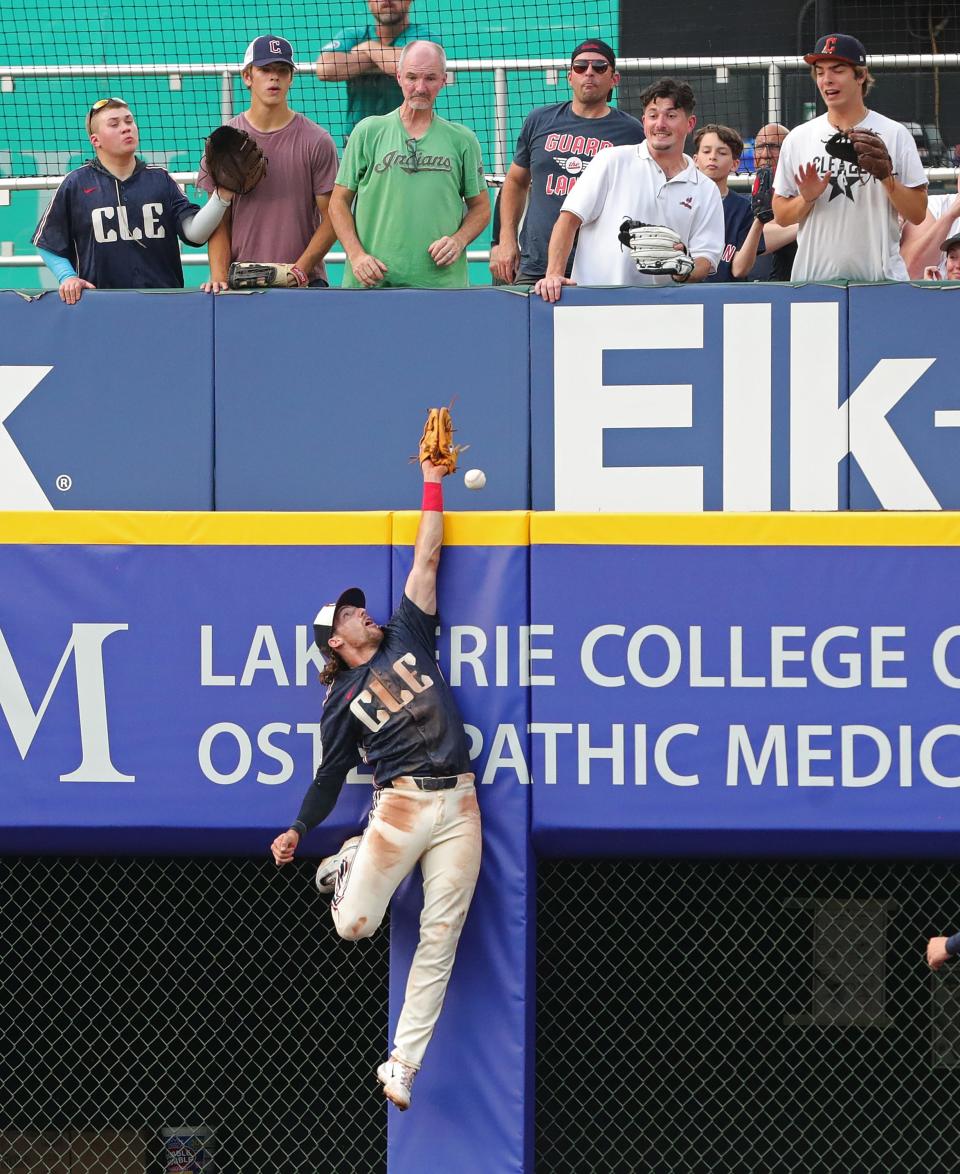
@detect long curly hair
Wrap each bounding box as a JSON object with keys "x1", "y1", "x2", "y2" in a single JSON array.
[{"x1": 319, "y1": 650, "x2": 344, "y2": 686}]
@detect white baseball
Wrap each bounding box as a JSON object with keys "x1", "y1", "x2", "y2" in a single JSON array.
[{"x1": 464, "y1": 468, "x2": 487, "y2": 491}]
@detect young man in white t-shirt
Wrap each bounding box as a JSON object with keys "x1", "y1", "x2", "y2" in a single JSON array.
[
  {"x1": 534, "y1": 77, "x2": 724, "y2": 303},
  {"x1": 772, "y1": 33, "x2": 927, "y2": 282}
]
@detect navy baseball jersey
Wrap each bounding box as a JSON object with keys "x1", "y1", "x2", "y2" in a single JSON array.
[
  {"x1": 295, "y1": 593, "x2": 471, "y2": 831},
  {"x1": 33, "y1": 158, "x2": 200, "y2": 289},
  {"x1": 705, "y1": 189, "x2": 765, "y2": 282}
]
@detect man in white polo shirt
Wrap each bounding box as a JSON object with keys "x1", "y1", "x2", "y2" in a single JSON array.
[{"x1": 534, "y1": 77, "x2": 724, "y2": 302}]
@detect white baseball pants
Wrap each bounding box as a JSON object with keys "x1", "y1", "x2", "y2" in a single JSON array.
[{"x1": 330, "y1": 774, "x2": 482, "y2": 1068}]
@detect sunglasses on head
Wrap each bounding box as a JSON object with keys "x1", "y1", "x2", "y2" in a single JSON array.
[
  {"x1": 89, "y1": 97, "x2": 124, "y2": 115},
  {"x1": 571, "y1": 60, "x2": 611, "y2": 74}
]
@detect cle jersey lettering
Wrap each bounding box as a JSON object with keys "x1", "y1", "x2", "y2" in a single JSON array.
[
  {"x1": 91, "y1": 202, "x2": 166, "y2": 244},
  {"x1": 349, "y1": 652, "x2": 434, "y2": 733}
]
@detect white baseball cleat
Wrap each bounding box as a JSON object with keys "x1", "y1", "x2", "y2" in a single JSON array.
[
  {"x1": 377, "y1": 1057, "x2": 417, "y2": 1110},
  {"x1": 314, "y1": 835, "x2": 361, "y2": 895}
]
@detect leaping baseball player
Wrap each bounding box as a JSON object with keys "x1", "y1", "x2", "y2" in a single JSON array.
[{"x1": 271, "y1": 433, "x2": 481, "y2": 1112}]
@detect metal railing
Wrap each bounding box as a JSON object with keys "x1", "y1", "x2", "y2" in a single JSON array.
[{"x1": 2, "y1": 53, "x2": 959, "y2": 177}]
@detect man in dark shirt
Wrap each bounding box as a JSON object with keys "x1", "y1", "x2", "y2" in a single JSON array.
[
  {"x1": 747, "y1": 122, "x2": 798, "y2": 281},
  {"x1": 271, "y1": 455, "x2": 480, "y2": 1113},
  {"x1": 489, "y1": 38, "x2": 644, "y2": 286}
]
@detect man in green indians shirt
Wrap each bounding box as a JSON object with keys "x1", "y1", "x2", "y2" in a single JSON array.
[
  {"x1": 329, "y1": 40, "x2": 490, "y2": 289},
  {"x1": 316, "y1": 0, "x2": 438, "y2": 137}
]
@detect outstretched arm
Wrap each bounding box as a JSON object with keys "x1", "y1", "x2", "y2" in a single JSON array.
[
  {"x1": 928, "y1": 932, "x2": 960, "y2": 970},
  {"x1": 404, "y1": 460, "x2": 448, "y2": 615},
  {"x1": 270, "y1": 769, "x2": 347, "y2": 865},
  {"x1": 535, "y1": 210, "x2": 581, "y2": 302}
]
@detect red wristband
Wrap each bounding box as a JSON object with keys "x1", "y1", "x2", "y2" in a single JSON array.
[
  {"x1": 422, "y1": 482, "x2": 443, "y2": 512},
  {"x1": 291, "y1": 265, "x2": 308, "y2": 287}
]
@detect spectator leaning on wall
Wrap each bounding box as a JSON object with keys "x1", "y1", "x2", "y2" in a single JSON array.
[
  {"x1": 534, "y1": 76, "x2": 724, "y2": 303},
  {"x1": 33, "y1": 99, "x2": 234, "y2": 305},
  {"x1": 693, "y1": 123, "x2": 765, "y2": 281},
  {"x1": 772, "y1": 33, "x2": 927, "y2": 282},
  {"x1": 489, "y1": 38, "x2": 645, "y2": 287},
  {"x1": 197, "y1": 36, "x2": 340, "y2": 293},
  {"x1": 316, "y1": 0, "x2": 437, "y2": 139},
  {"x1": 328, "y1": 40, "x2": 489, "y2": 289},
  {"x1": 746, "y1": 123, "x2": 798, "y2": 280}
]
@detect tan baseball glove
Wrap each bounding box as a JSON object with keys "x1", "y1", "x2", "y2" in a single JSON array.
[
  {"x1": 227, "y1": 262, "x2": 309, "y2": 289},
  {"x1": 414, "y1": 405, "x2": 467, "y2": 473}
]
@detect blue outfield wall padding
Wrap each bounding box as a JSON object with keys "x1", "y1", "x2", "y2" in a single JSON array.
[
  {"x1": 0, "y1": 290, "x2": 215, "y2": 509},
  {"x1": 848, "y1": 283, "x2": 960, "y2": 510},
  {"x1": 0, "y1": 515, "x2": 393, "y2": 854},
  {"x1": 213, "y1": 289, "x2": 530, "y2": 511},
  {"x1": 387, "y1": 522, "x2": 533, "y2": 1174},
  {"x1": 4, "y1": 283, "x2": 958, "y2": 515},
  {"x1": 530, "y1": 515, "x2": 960, "y2": 859},
  {"x1": 529, "y1": 283, "x2": 850, "y2": 513}
]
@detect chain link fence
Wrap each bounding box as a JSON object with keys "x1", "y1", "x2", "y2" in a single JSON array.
[
  {"x1": 7, "y1": 854, "x2": 960, "y2": 1172},
  {"x1": 0, "y1": 857, "x2": 388, "y2": 1174},
  {"x1": 537, "y1": 858, "x2": 960, "y2": 1174}
]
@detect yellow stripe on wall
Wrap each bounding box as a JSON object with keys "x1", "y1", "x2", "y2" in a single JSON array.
[
  {"x1": 531, "y1": 513, "x2": 960, "y2": 547},
  {"x1": 1, "y1": 511, "x2": 958, "y2": 549},
  {"x1": 392, "y1": 511, "x2": 530, "y2": 546},
  {"x1": 0, "y1": 512, "x2": 392, "y2": 546}
]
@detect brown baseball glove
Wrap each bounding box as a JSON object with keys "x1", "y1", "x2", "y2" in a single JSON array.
[
  {"x1": 204, "y1": 125, "x2": 268, "y2": 195},
  {"x1": 827, "y1": 128, "x2": 893, "y2": 180},
  {"x1": 849, "y1": 129, "x2": 893, "y2": 180},
  {"x1": 414, "y1": 405, "x2": 467, "y2": 474}
]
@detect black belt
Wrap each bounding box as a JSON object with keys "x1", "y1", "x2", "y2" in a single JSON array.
[{"x1": 384, "y1": 775, "x2": 460, "y2": 792}]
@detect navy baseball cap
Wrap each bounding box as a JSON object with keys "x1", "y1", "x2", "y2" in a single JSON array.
[
  {"x1": 243, "y1": 35, "x2": 296, "y2": 70},
  {"x1": 314, "y1": 587, "x2": 365, "y2": 652},
  {"x1": 940, "y1": 232, "x2": 960, "y2": 253},
  {"x1": 804, "y1": 34, "x2": 867, "y2": 67},
  {"x1": 570, "y1": 39, "x2": 616, "y2": 69}
]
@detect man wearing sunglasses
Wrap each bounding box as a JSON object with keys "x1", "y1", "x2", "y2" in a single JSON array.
[
  {"x1": 490, "y1": 39, "x2": 644, "y2": 287},
  {"x1": 33, "y1": 99, "x2": 235, "y2": 304}
]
